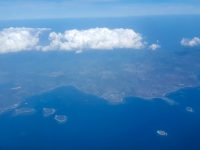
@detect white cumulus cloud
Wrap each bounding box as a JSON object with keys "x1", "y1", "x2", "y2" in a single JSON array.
[
  {"x1": 181, "y1": 37, "x2": 200, "y2": 47},
  {"x1": 0, "y1": 27, "x2": 144, "y2": 54},
  {"x1": 0, "y1": 27, "x2": 48, "y2": 53},
  {"x1": 43, "y1": 28, "x2": 144, "y2": 51},
  {"x1": 149, "y1": 43, "x2": 160, "y2": 50}
]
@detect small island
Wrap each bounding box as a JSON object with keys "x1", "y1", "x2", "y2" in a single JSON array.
[
  {"x1": 54, "y1": 115, "x2": 68, "y2": 124},
  {"x1": 157, "y1": 130, "x2": 168, "y2": 136},
  {"x1": 13, "y1": 107, "x2": 36, "y2": 116},
  {"x1": 43, "y1": 108, "x2": 56, "y2": 117},
  {"x1": 186, "y1": 107, "x2": 194, "y2": 113}
]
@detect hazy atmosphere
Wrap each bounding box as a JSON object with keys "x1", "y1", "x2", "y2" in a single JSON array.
[{"x1": 0, "y1": 0, "x2": 200, "y2": 150}]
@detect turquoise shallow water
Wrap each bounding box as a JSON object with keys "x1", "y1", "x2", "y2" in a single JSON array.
[{"x1": 0, "y1": 86, "x2": 199, "y2": 150}]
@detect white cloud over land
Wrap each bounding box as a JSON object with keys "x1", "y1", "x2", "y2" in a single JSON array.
[
  {"x1": 43, "y1": 28, "x2": 144, "y2": 51},
  {"x1": 149, "y1": 43, "x2": 160, "y2": 50},
  {"x1": 181, "y1": 37, "x2": 200, "y2": 47},
  {"x1": 0, "y1": 27, "x2": 48, "y2": 53},
  {"x1": 0, "y1": 27, "x2": 144, "y2": 53},
  {"x1": 1, "y1": 27, "x2": 200, "y2": 54}
]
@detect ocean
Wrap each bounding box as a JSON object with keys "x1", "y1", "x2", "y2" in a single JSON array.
[
  {"x1": 0, "y1": 16, "x2": 200, "y2": 150},
  {"x1": 0, "y1": 86, "x2": 199, "y2": 150}
]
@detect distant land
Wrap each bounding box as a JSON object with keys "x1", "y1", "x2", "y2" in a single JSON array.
[
  {"x1": 0, "y1": 49, "x2": 200, "y2": 112},
  {"x1": 0, "y1": 16, "x2": 200, "y2": 112}
]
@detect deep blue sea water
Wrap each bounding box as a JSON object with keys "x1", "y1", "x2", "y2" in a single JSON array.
[
  {"x1": 0, "y1": 86, "x2": 199, "y2": 150},
  {"x1": 0, "y1": 16, "x2": 200, "y2": 150}
]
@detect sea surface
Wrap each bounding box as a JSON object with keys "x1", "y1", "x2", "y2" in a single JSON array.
[
  {"x1": 0, "y1": 86, "x2": 199, "y2": 150},
  {"x1": 0, "y1": 16, "x2": 200, "y2": 150}
]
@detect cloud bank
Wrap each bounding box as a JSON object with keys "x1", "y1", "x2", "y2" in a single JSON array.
[
  {"x1": 43, "y1": 28, "x2": 144, "y2": 51},
  {"x1": 0, "y1": 27, "x2": 144, "y2": 53},
  {"x1": 0, "y1": 27, "x2": 47, "y2": 53},
  {"x1": 181, "y1": 37, "x2": 200, "y2": 47}
]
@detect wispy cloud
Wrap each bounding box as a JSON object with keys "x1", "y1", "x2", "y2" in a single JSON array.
[{"x1": 0, "y1": 1, "x2": 200, "y2": 20}]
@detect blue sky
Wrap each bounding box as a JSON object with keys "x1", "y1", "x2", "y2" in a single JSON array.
[{"x1": 1, "y1": 0, "x2": 200, "y2": 20}]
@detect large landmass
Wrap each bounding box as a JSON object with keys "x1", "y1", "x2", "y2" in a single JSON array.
[{"x1": 0, "y1": 49, "x2": 200, "y2": 112}]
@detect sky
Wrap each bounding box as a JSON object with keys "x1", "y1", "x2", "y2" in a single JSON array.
[
  {"x1": 0, "y1": 0, "x2": 200, "y2": 53},
  {"x1": 0, "y1": 0, "x2": 200, "y2": 20},
  {"x1": 0, "y1": 26, "x2": 199, "y2": 54}
]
